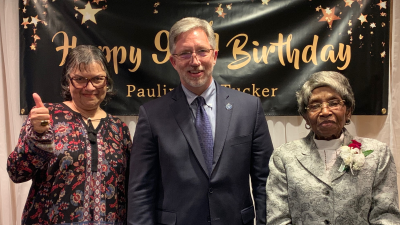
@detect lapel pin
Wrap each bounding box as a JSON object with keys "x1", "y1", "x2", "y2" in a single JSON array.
[{"x1": 226, "y1": 103, "x2": 232, "y2": 110}]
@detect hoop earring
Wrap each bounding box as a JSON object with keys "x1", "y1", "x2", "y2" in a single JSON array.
[
  {"x1": 345, "y1": 119, "x2": 351, "y2": 125},
  {"x1": 305, "y1": 123, "x2": 311, "y2": 130}
]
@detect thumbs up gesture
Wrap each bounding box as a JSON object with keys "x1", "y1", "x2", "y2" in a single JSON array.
[{"x1": 30, "y1": 93, "x2": 50, "y2": 133}]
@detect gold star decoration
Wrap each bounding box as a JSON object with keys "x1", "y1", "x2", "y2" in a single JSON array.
[
  {"x1": 382, "y1": 42, "x2": 385, "y2": 46},
  {"x1": 348, "y1": 30, "x2": 352, "y2": 35},
  {"x1": 33, "y1": 34, "x2": 41, "y2": 42},
  {"x1": 215, "y1": 4, "x2": 226, "y2": 18},
  {"x1": 380, "y1": 51, "x2": 386, "y2": 58},
  {"x1": 370, "y1": 23, "x2": 376, "y2": 28},
  {"x1": 380, "y1": 12, "x2": 387, "y2": 17},
  {"x1": 23, "y1": 7, "x2": 27, "y2": 13},
  {"x1": 316, "y1": 5, "x2": 322, "y2": 12},
  {"x1": 358, "y1": 13, "x2": 367, "y2": 25},
  {"x1": 381, "y1": 22, "x2": 386, "y2": 27},
  {"x1": 21, "y1": 17, "x2": 30, "y2": 29},
  {"x1": 30, "y1": 15, "x2": 41, "y2": 27},
  {"x1": 348, "y1": 20, "x2": 352, "y2": 26},
  {"x1": 23, "y1": 0, "x2": 29, "y2": 6},
  {"x1": 319, "y1": 7, "x2": 341, "y2": 28},
  {"x1": 154, "y1": 2, "x2": 160, "y2": 7},
  {"x1": 154, "y1": 9, "x2": 158, "y2": 14},
  {"x1": 344, "y1": 0, "x2": 354, "y2": 7},
  {"x1": 30, "y1": 43, "x2": 37, "y2": 50},
  {"x1": 359, "y1": 34, "x2": 363, "y2": 40},
  {"x1": 377, "y1": 0, "x2": 386, "y2": 10},
  {"x1": 226, "y1": 3, "x2": 232, "y2": 10},
  {"x1": 76, "y1": 2, "x2": 102, "y2": 24},
  {"x1": 262, "y1": 0, "x2": 270, "y2": 5}
]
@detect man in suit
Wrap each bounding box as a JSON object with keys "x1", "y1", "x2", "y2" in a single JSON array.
[{"x1": 128, "y1": 17, "x2": 273, "y2": 225}]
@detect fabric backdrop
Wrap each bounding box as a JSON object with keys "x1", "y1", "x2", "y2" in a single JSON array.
[{"x1": 1, "y1": 0, "x2": 399, "y2": 224}]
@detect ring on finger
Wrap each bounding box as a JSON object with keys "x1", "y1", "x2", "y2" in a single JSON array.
[{"x1": 40, "y1": 120, "x2": 49, "y2": 126}]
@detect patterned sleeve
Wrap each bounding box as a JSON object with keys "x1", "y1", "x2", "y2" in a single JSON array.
[
  {"x1": 7, "y1": 116, "x2": 55, "y2": 183},
  {"x1": 369, "y1": 144, "x2": 400, "y2": 224},
  {"x1": 266, "y1": 149, "x2": 292, "y2": 225}
]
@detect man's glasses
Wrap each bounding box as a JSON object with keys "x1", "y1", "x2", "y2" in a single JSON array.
[
  {"x1": 305, "y1": 99, "x2": 346, "y2": 113},
  {"x1": 69, "y1": 76, "x2": 107, "y2": 89},
  {"x1": 172, "y1": 49, "x2": 214, "y2": 61}
]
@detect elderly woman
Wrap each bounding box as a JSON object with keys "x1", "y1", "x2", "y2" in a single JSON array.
[
  {"x1": 266, "y1": 71, "x2": 400, "y2": 225},
  {"x1": 7, "y1": 45, "x2": 132, "y2": 225}
]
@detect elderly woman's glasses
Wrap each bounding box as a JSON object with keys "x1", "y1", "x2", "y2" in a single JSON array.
[
  {"x1": 69, "y1": 76, "x2": 107, "y2": 89},
  {"x1": 306, "y1": 99, "x2": 346, "y2": 113},
  {"x1": 172, "y1": 49, "x2": 214, "y2": 61}
]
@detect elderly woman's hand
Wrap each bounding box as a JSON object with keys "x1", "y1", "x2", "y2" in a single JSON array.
[{"x1": 30, "y1": 93, "x2": 50, "y2": 134}]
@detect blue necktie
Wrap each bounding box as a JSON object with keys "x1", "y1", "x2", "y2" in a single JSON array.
[{"x1": 194, "y1": 96, "x2": 214, "y2": 174}]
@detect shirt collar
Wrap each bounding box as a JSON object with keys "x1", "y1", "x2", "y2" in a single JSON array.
[{"x1": 181, "y1": 78, "x2": 216, "y2": 107}]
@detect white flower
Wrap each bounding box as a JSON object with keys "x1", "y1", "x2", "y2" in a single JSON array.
[{"x1": 352, "y1": 154, "x2": 365, "y2": 170}]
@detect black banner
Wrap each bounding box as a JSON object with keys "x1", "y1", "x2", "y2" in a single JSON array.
[{"x1": 19, "y1": 0, "x2": 390, "y2": 116}]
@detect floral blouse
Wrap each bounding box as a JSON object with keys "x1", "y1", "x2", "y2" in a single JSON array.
[{"x1": 7, "y1": 103, "x2": 132, "y2": 225}]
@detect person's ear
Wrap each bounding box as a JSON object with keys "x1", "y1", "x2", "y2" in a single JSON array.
[{"x1": 170, "y1": 56, "x2": 177, "y2": 69}]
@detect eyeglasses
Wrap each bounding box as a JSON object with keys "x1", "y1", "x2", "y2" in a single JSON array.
[
  {"x1": 305, "y1": 99, "x2": 346, "y2": 113},
  {"x1": 172, "y1": 49, "x2": 214, "y2": 61},
  {"x1": 69, "y1": 76, "x2": 107, "y2": 89}
]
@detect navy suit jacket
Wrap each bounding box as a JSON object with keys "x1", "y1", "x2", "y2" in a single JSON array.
[{"x1": 128, "y1": 82, "x2": 273, "y2": 225}]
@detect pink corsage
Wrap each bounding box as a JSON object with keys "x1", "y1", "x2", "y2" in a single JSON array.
[{"x1": 338, "y1": 140, "x2": 373, "y2": 175}]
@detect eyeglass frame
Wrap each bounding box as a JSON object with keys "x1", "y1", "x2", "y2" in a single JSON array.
[
  {"x1": 305, "y1": 99, "x2": 346, "y2": 113},
  {"x1": 172, "y1": 49, "x2": 215, "y2": 61},
  {"x1": 69, "y1": 75, "x2": 108, "y2": 89}
]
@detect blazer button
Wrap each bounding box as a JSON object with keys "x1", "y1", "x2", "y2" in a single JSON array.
[
  {"x1": 209, "y1": 188, "x2": 213, "y2": 194},
  {"x1": 324, "y1": 219, "x2": 330, "y2": 224},
  {"x1": 324, "y1": 190, "x2": 330, "y2": 195}
]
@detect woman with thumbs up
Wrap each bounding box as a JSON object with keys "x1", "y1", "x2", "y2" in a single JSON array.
[{"x1": 7, "y1": 45, "x2": 132, "y2": 225}]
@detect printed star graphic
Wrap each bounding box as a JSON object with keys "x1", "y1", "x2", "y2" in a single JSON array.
[
  {"x1": 262, "y1": 0, "x2": 270, "y2": 5},
  {"x1": 377, "y1": 0, "x2": 386, "y2": 9},
  {"x1": 226, "y1": 3, "x2": 232, "y2": 10},
  {"x1": 153, "y1": 9, "x2": 158, "y2": 14},
  {"x1": 30, "y1": 43, "x2": 36, "y2": 50},
  {"x1": 21, "y1": 17, "x2": 30, "y2": 29},
  {"x1": 215, "y1": 4, "x2": 226, "y2": 18},
  {"x1": 348, "y1": 30, "x2": 352, "y2": 35},
  {"x1": 359, "y1": 34, "x2": 363, "y2": 40},
  {"x1": 380, "y1": 51, "x2": 386, "y2": 58},
  {"x1": 370, "y1": 23, "x2": 376, "y2": 28},
  {"x1": 319, "y1": 7, "x2": 341, "y2": 28},
  {"x1": 382, "y1": 42, "x2": 385, "y2": 46},
  {"x1": 348, "y1": 20, "x2": 352, "y2": 26},
  {"x1": 30, "y1": 15, "x2": 41, "y2": 27},
  {"x1": 381, "y1": 22, "x2": 386, "y2": 27},
  {"x1": 33, "y1": 34, "x2": 41, "y2": 42},
  {"x1": 316, "y1": 5, "x2": 322, "y2": 12},
  {"x1": 380, "y1": 12, "x2": 387, "y2": 17},
  {"x1": 77, "y1": 2, "x2": 102, "y2": 24},
  {"x1": 23, "y1": 7, "x2": 27, "y2": 13},
  {"x1": 344, "y1": 0, "x2": 354, "y2": 7},
  {"x1": 154, "y1": 2, "x2": 160, "y2": 7},
  {"x1": 358, "y1": 13, "x2": 367, "y2": 25}
]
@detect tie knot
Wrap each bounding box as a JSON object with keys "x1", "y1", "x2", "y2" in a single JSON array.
[{"x1": 196, "y1": 96, "x2": 206, "y2": 106}]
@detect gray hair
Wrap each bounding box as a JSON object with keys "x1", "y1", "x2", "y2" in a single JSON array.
[
  {"x1": 61, "y1": 45, "x2": 114, "y2": 103},
  {"x1": 296, "y1": 71, "x2": 355, "y2": 116},
  {"x1": 169, "y1": 17, "x2": 216, "y2": 54}
]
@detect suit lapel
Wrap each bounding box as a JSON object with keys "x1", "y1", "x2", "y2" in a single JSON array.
[
  {"x1": 169, "y1": 85, "x2": 210, "y2": 177},
  {"x1": 296, "y1": 132, "x2": 331, "y2": 186},
  {"x1": 330, "y1": 129, "x2": 354, "y2": 182},
  {"x1": 212, "y1": 84, "x2": 232, "y2": 174}
]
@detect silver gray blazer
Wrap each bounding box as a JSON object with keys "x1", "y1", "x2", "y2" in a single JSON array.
[{"x1": 266, "y1": 129, "x2": 400, "y2": 225}]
